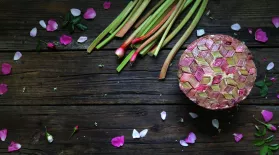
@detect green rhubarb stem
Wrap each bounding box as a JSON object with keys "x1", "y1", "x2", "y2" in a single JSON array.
[
  {"x1": 134, "y1": 0, "x2": 165, "y2": 29},
  {"x1": 159, "y1": 0, "x2": 208, "y2": 80},
  {"x1": 116, "y1": 0, "x2": 151, "y2": 37},
  {"x1": 87, "y1": 1, "x2": 135, "y2": 53},
  {"x1": 116, "y1": 50, "x2": 135, "y2": 72},
  {"x1": 139, "y1": 39, "x2": 158, "y2": 56},
  {"x1": 109, "y1": 0, "x2": 139, "y2": 34},
  {"x1": 154, "y1": 0, "x2": 186, "y2": 57},
  {"x1": 149, "y1": 0, "x2": 197, "y2": 56}
]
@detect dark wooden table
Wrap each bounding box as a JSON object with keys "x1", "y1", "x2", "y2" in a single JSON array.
[{"x1": 0, "y1": 0, "x2": 279, "y2": 154}]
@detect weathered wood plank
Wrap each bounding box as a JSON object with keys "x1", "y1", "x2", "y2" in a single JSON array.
[
  {"x1": 0, "y1": 48, "x2": 278, "y2": 105},
  {"x1": 0, "y1": 0, "x2": 279, "y2": 51},
  {"x1": 0, "y1": 105, "x2": 277, "y2": 154}
]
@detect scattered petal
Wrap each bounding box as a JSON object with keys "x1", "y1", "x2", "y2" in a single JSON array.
[
  {"x1": 77, "y1": 36, "x2": 88, "y2": 43},
  {"x1": 0, "y1": 84, "x2": 8, "y2": 95},
  {"x1": 139, "y1": 129, "x2": 148, "y2": 138},
  {"x1": 180, "y1": 140, "x2": 188, "y2": 147},
  {"x1": 189, "y1": 112, "x2": 198, "y2": 119},
  {"x1": 185, "y1": 132, "x2": 196, "y2": 144},
  {"x1": 233, "y1": 133, "x2": 243, "y2": 142},
  {"x1": 71, "y1": 8, "x2": 81, "y2": 16},
  {"x1": 212, "y1": 119, "x2": 219, "y2": 129},
  {"x1": 161, "y1": 111, "x2": 166, "y2": 121},
  {"x1": 46, "y1": 132, "x2": 53, "y2": 143},
  {"x1": 46, "y1": 19, "x2": 58, "y2": 32},
  {"x1": 13, "y1": 51, "x2": 22, "y2": 61},
  {"x1": 47, "y1": 42, "x2": 55, "y2": 49},
  {"x1": 60, "y1": 35, "x2": 72, "y2": 45},
  {"x1": 197, "y1": 29, "x2": 205, "y2": 37},
  {"x1": 2, "y1": 63, "x2": 12, "y2": 75},
  {"x1": 8, "y1": 141, "x2": 21, "y2": 152},
  {"x1": 266, "y1": 62, "x2": 274, "y2": 70},
  {"x1": 277, "y1": 94, "x2": 279, "y2": 99},
  {"x1": 83, "y1": 8, "x2": 96, "y2": 19},
  {"x1": 30, "y1": 27, "x2": 37, "y2": 37},
  {"x1": 103, "y1": 1, "x2": 111, "y2": 9},
  {"x1": 255, "y1": 28, "x2": 268, "y2": 43},
  {"x1": 272, "y1": 17, "x2": 279, "y2": 28},
  {"x1": 111, "y1": 136, "x2": 124, "y2": 147},
  {"x1": 270, "y1": 77, "x2": 276, "y2": 82},
  {"x1": 132, "y1": 129, "x2": 140, "y2": 139},
  {"x1": 261, "y1": 110, "x2": 273, "y2": 122},
  {"x1": 0, "y1": 129, "x2": 7, "y2": 141},
  {"x1": 231, "y1": 23, "x2": 241, "y2": 31},
  {"x1": 248, "y1": 28, "x2": 253, "y2": 34},
  {"x1": 39, "y1": 20, "x2": 46, "y2": 28}
]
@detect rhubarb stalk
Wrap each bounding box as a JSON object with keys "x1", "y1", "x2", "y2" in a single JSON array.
[
  {"x1": 134, "y1": 0, "x2": 165, "y2": 29},
  {"x1": 87, "y1": 1, "x2": 135, "y2": 53},
  {"x1": 159, "y1": 0, "x2": 208, "y2": 80},
  {"x1": 116, "y1": 50, "x2": 135, "y2": 72},
  {"x1": 130, "y1": 0, "x2": 184, "y2": 63},
  {"x1": 116, "y1": 0, "x2": 151, "y2": 37},
  {"x1": 154, "y1": 0, "x2": 186, "y2": 57}
]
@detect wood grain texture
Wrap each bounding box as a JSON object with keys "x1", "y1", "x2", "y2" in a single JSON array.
[
  {"x1": 0, "y1": 105, "x2": 277, "y2": 155},
  {"x1": 0, "y1": 0, "x2": 279, "y2": 51},
  {"x1": 0, "y1": 48, "x2": 278, "y2": 105}
]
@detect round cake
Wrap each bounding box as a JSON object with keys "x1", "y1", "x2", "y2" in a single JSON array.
[{"x1": 178, "y1": 34, "x2": 257, "y2": 110}]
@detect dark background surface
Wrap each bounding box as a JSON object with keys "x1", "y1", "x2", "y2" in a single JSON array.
[{"x1": 0, "y1": 0, "x2": 279, "y2": 154}]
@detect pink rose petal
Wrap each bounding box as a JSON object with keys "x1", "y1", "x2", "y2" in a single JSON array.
[
  {"x1": 13, "y1": 51, "x2": 22, "y2": 61},
  {"x1": 30, "y1": 27, "x2": 37, "y2": 37},
  {"x1": 277, "y1": 94, "x2": 279, "y2": 99},
  {"x1": 0, "y1": 84, "x2": 8, "y2": 95},
  {"x1": 270, "y1": 77, "x2": 276, "y2": 82},
  {"x1": 8, "y1": 141, "x2": 21, "y2": 152},
  {"x1": 111, "y1": 136, "x2": 124, "y2": 148},
  {"x1": 2, "y1": 63, "x2": 12, "y2": 75},
  {"x1": 185, "y1": 132, "x2": 196, "y2": 144},
  {"x1": 248, "y1": 28, "x2": 253, "y2": 34},
  {"x1": 103, "y1": 1, "x2": 111, "y2": 10},
  {"x1": 83, "y1": 8, "x2": 96, "y2": 19},
  {"x1": 46, "y1": 19, "x2": 58, "y2": 32},
  {"x1": 233, "y1": 133, "x2": 243, "y2": 142},
  {"x1": 272, "y1": 17, "x2": 279, "y2": 28},
  {"x1": 60, "y1": 35, "x2": 72, "y2": 45},
  {"x1": 261, "y1": 110, "x2": 273, "y2": 122},
  {"x1": 47, "y1": 42, "x2": 55, "y2": 49},
  {"x1": 255, "y1": 28, "x2": 268, "y2": 43},
  {"x1": 0, "y1": 129, "x2": 7, "y2": 141}
]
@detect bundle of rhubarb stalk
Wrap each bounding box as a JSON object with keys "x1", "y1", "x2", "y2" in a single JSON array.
[{"x1": 87, "y1": 0, "x2": 208, "y2": 79}]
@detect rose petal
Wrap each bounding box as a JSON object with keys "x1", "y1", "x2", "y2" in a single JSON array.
[
  {"x1": 197, "y1": 29, "x2": 205, "y2": 37},
  {"x1": 233, "y1": 133, "x2": 243, "y2": 142},
  {"x1": 189, "y1": 112, "x2": 198, "y2": 119},
  {"x1": 83, "y1": 8, "x2": 96, "y2": 19},
  {"x1": 30, "y1": 27, "x2": 37, "y2": 37},
  {"x1": 180, "y1": 140, "x2": 188, "y2": 147},
  {"x1": 139, "y1": 129, "x2": 148, "y2": 138},
  {"x1": 270, "y1": 77, "x2": 276, "y2": 82},
  {"x1": 0, "y1": 84, "x2": 8, "y2": 95},
  {"x1": 103, "y1": 1, "x2": 111, "y2": 10},
  {"x1": 185, "y1": 132, "x2": 196, "y2": 144},
  {"x1": 71, "y1": 8, "x2": 81, "y2": 16},
  {"x1": 47, "y1": 42, "x2": 55, "y2": 49},
  {"x1": 255, "y1": 28, "x2": 268, "y2": 43},
  {"x1": 248, "y1": 28, "x2": 253, "y2": 34},
  {"x1": 212, "y1": 119, "x2": 219, "y2": 129},
  {"x1": 60, "y1": 35, "x2": 72, "y2": 45},
  {"x1": 46, "y1": 19, "x2": 58, "y2": 32},
  {"x1": 2, "y1": 63, "x2": 12, "y2": 75},
  {"x1": 231, "y1": 23, "x2": 241, "y2": 31},
  {"x1": 8, "y1": 141, "x2": 21, "y2": 152},
  {"x1": 111, "y1": 136, "x2": 124, "y2": 148},
  {"x1": 39, "y1": 20, "x2": 46, "y2": 28},
  {"x1": 161, "y1": 111, "x2": 166, "y2": 120},
  {"x1": 77, "y1": 36, "x2": 88, "y2": 43},
  {"x1": 13, "y1": 51, "x2": 22, "y2": 61},
  {"x1": 266, "y1": 62, "x2": 274, "y2": 70},
  {"x1": 132, "y1": 129, "x2": 140, "y2": 139},
  {"x1": 277, "y1": 94, "x2": 279, "y2": 99},
  {"x1": 261, "y1": 110, "x2": 273, "y2": 122},
  {"x1": 272, "y1": 17, "x2": 279, "y2": 28},
  {"x1": 0, "y1": 129, "x2": 7, "y2": 141}
]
